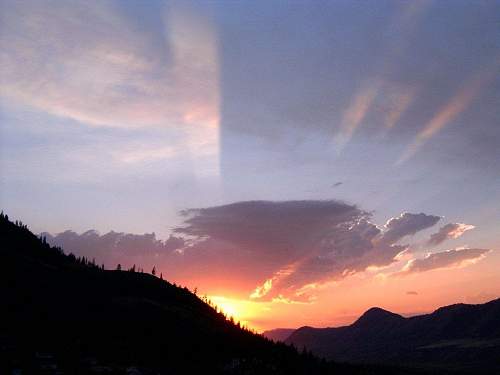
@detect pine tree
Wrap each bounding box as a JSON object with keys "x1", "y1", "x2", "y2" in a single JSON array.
[
  {"x1": 152, "y1": 266, "x2": 156, "y2": 276},
  {"x1": 116, "y1": 264, "x2": 122, "y2": 271}
]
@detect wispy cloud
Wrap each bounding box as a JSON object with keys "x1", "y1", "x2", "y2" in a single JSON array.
[
  {"x1": 0, "y1": 0, "x2": 220, "y2": 173},
  {"x1": 334, "y1": 82, "x2": 379, "y2": 152},
  {"x1": 396, "y1": 60, "x2": 500, "y2": 165},
  {"x1": 383, "y1": 86, "x2": 418, "y2": 131}
]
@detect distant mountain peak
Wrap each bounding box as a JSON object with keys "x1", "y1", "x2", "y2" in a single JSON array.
[
  {"x1": 285, "y1": 298, "x2": 500, "y2": 372},
  {"x1": 261, "y1": 328, "x2": 296, "y2": 342},
  {"x1": 353, "y1": 307, "x2": 404, "y2": 326}
]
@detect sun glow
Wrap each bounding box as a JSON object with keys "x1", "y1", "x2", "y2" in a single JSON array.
[
  {"x1": 213, "y1": 296, "x2": 239, "y2": 318},
  {"x1": 210, "y1": 296, "x2": 269, "y2": 331}
]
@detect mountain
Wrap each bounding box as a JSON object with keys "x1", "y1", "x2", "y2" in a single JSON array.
[
  {"x1": 0, "y1": 213, "x2": 425, "y2": 375},
  {"x1": 285, "y1": 299, "x2": 500, "y2": 374},
  {"x1": 262, "y1": 328, "x2": 296, "y2": 342}
]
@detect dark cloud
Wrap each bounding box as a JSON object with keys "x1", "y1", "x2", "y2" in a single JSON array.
[
  {"x1": 395, "y1": 248, "x2": 490, "y2": 276},
  {"x1": 427, "y1": 223, "x2": 475, "y2": 246},
  {"x1": 378, "y1": 212, "x2": 441, "y2": 246},
  {"x1": 174, "y1": 201, "x2": 440, "y2": 301},
  {"x1": 175, "y1": 200, "x2": 364, "y2": 261},
  {"x1": 45, "y1": 200, "x2": 471, "y2": 301}
]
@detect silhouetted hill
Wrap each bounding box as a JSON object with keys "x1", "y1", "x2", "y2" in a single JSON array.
[
  {"x1": 351, "y1": 308, "x2": 405, "y2": 331},
  {"x1": 262, "y1": 328, "x2": 296, "y2": 342},
  {"x1": 0, "y1": 213, "x2": 426, "y2": 374},
  {"x1": 286, "y1": 299, "x2": 500, "y2": 374}
]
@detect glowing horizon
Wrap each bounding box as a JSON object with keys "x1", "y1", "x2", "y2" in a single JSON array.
[{"x1": 1, "y1": 0, "x2": 499, "y2": 333}]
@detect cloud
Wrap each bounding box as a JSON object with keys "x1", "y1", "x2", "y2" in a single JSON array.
[
  {"x1": 0, "y1": 0, "x2": 220, "y2": 172},
  {"x1": 334, "y1": 81, "x2": 380, "y2": 152},
  {"x1": 43, "y1": 230, "x2": 185, "y2": 266},
  {"x1": 377, "y1": 212, "x2": 441, "y2": 246},
  {"x1": 406, "y1": 291, "x2": 418, "y2": 295},
  {"x1": 45, "y1": 201, "x2": 483, "y2": 301},
  {"x1": 174, "y1": 200, "x2": 441, "y2": 301},
  {"x1": 394, "y1": 248, "x2": 490, "y2": 276},
  {"x1": 427, "y1": 223, "x2": 475, "y2": 246},
  {"x1": 0, "y1": 1, "x2": 218, "y2": 127},
  {"x1": 396, "y1": 59, "x2": 500, "y2": 165},
  {"x1": 383, "y1": 86, "x2": 418, "y2": 130}
]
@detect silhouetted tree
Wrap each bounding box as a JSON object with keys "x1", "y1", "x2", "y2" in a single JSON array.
[
  {"x1": 152, "y1": 266, "x2": 156, "y2": 276},
  {"x1": 116, "y1": 264, "x2": 122, "y2": 271}
]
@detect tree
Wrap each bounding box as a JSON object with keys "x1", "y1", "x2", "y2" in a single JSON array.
[
  {"x1": 152, "y1": 266, "x2": 156, "y2": 276},
  {"x1": 116, "y1": 264, "x2": 122, "y2": 271}
]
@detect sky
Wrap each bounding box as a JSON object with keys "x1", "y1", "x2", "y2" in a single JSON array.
[{"x1": 1, "y1": 0, "x2": 499, "y2": 332}]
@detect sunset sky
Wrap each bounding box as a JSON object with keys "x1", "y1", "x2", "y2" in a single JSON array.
[{"x1": 1, "y1": 0, "x2": 499, "y2": 332}]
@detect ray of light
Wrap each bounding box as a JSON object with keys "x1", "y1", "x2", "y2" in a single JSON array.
[
  {"x1": 396, "y1": 61, "x2": 499, "y2": 165},
  {"x1": 385, "y1": 87, "x2": 418, "y2": 130},
  {"x1": 334, "y1": 82, "x2": 379, "y2": 153},
  {"x1": 165, "y1": 2, "x2": 220, "y2": 177}
]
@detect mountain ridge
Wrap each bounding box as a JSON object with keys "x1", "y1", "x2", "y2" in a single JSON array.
[
  {"x1": 285, "y1": 298, "x2": 500, "y2": 374},
  {"x1": 262, "y1": 328, "x2": 296, "y2": 342}
]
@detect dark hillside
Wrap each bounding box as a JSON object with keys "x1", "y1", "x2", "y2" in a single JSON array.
[{"x1": 0, "y1": 213, "x2": 424, "y2": 374}]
